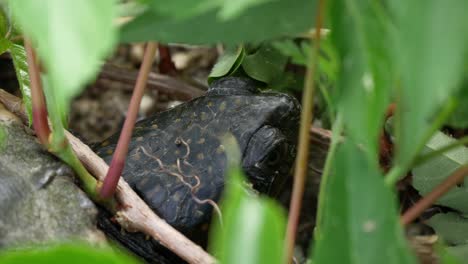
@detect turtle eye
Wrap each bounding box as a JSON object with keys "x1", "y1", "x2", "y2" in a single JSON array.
[{"x1": 265, "y1": 141, "x2": 288, "y2": 167}]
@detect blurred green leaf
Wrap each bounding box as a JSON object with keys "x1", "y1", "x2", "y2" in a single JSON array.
[
  {"x1": 318, "y1": 39, "x2": 339, "y2": 83},
  {"x1": 8, "y1": 43, "x2": 32, "y2": 124},
  {"x1": 390, "y1": 1, "x2": 468, "y2": 166},
  {"x1": 209, "y1": 168, "x2": 286, "y2": 264},
  {"x1": 0, "y1": 38, "x2": 10, "y2": 55},
  {"x1": 121, "y1": 0, "x2": 316, "y2": 45},
  {"x1": 217, "y1": 0, "x2": 274, "y2": 20},
  {"x1": 0, "y1": 243, "x2": 140, "y2": 264},
  {"x1": 447, "y1": 244, "x2": 468, "y2": 262},
  {"x1": 312, "y1": 141, "x2": 416, "y2": 264},
  {"x1": 117, "y1": 1, "x2": 147, "y2": 17},
  {"x1": 437, "y1": 244, "x2": 462, "y2": 264},
  {"x1": 146, "y1": 0, "x2": 219, "y2": 20},
  {"x1": 412, "y1": 131, "x2": 468, "y2": 213},
  {"x1": 446, "y1": 82, "x2": 468, "y2": 129},
  {"x1": 242, "y1": 43, "x2": 287, "y2": 84},
  {"x1": 271, "y1": 39, "x2": 309, "y2": 66},
  {"x1": 428, "y1": 213, "x2": 468, "y2": 246},
  {"x1": 0, "y1": 125, "x2": 6, "y2": 150},
  {"x1": 208, "y1": 46, "x2": 245, "y2": 83},
  {"x1": 329, "y1": 0, "x2": 394, "y2": 158},
  {"x1": 0, "y1": 7, "x2": 8, "y2": 38},
  {"x1": 9, "y1": 0, "x2": 117, "y2": 130},
  {"x1": 143, "y1": 0, "x2": 274, "y2": 21}
]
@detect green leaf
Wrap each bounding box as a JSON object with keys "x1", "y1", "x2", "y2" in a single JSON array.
[
  {"x1": 329, "y1": 0, "x2": 394, "y2": 158},
  {"x1": 0, "y1": 7, "x2": 8, "y2": 38},
  {"x1": 209, "y1": 168, "x2": 286, "y2": 264},
  {"x1": 0, "y1": 37, "x2": 10, "y2": 55},
  {"x1": 146, "y1": 0, "x2": 220, "y2": 20},
  {"x1": 312, "y1": 141, "x2": 416, "y2": 264},
  {"x1": 144, "y1": 0, "x2": 274, "y2": 21},
  {"x1": 271, "y1": 39, "x2": 309, "y2": 66},
  {"x1": 121, "y1": 0, "x2": 316, "y2": 45},
  {"x1": 437, "y1": 244, "x2": 462, "y2": 264},
  {"x1": 446, "y1": 81, "x2": 468, "y2": 129},
  {"x1": 208, "y1": 46, "x2": 245, "y2": 83},
  {"x1": 0, "y1": 243, "x2": 140, "y2": 264},
  {"x1": 427, "y1": 213, "x2": 468, "y2": 246},
  {"x1": 8, "y1": 43, "x2": 32, "y2": 124},
  {"x1": 412, "y1": 131, "x2": 468, "y2": 213},
  {"x1": 9, "y1": 0, "x2": 117, "y2": 129},
  {"x1": 390, "y1": 0, "x2": 468, "y2": 166},
  {"x1": 447, "y1": 244, "x2": 468, "y2": 262},
  {"x1": 217, "y1": 0, "x2": 274, "y2": 20},
  {"x1": 242, "y1": 43, "x2": 288, "y2": 84},
  {"x1": 0, "y1": 125, "x2": 6, "y2": 151}
]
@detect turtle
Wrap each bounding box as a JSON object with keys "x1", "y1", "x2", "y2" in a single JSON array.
[{"x1": 95, "y1": 77, "x2": 301, "y2": 262}]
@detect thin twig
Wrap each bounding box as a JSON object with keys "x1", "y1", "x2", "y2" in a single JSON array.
[
  {"x1": 0, "y1": 89, "x2": 216, "y2": 264},
  {"x1": 401, "y1": 165, "x2": 468, "y2": 226},
  {"x1": 100, "y1": 42, "x2": 158, "y2": 199},
  {"x1": 284, "y1": 0, "x2": 326, "y2": 262}
]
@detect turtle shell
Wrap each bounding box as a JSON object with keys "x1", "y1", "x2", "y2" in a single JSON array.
[{"x1": 96, "y1": 77, "x2": 301, "y2": 230}]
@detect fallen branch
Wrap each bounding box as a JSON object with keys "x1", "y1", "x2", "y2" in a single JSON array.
[
  {"x1": 99, "y1": 63, "x2": 206, "y2": 100},
  {"x1": 0, "y1": 89, "x2": 216, "y2": 264}
]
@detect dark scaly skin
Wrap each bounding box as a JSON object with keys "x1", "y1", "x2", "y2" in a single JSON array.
[{"x1": 95, "y1": 77, "x2": 300, "y2": 261}]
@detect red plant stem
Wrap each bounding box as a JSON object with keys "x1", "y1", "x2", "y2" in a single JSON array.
[
  {"x1": 401, "y1": 165, "x2": 468, "y2": 225},
  {"x1": 100, "y1": 42, "x2": 158, "y2": 199},
  {"x1": 24, "y1": 39, "x2": 51, "y2": 145},
  {"x1": 284, "y1": 1, "x2": 326, "y2": 263},
  {"x1": 158, "y1": 44, "x2": 177, "y2": 75}
]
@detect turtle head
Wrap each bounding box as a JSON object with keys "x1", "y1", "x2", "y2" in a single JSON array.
[{"x1": 207, "y1": 77, "x2": 301, "y2": 195}]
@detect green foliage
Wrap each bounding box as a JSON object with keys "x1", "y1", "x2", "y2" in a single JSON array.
[
  {"x1": 447, "y1": 244, "x2": 468, "y2": 262},
  {"x1": 144, "y1": 0, "x2": 274, "y2": 21},
  {"x1": 437, "y1": 244, "x2": 462, "y2": 264},
  {"x1": 312, "y1": 1, "x2": 415, "y2": 263},
  {"x1": 412, "y1": 131, "x2": 468, "y2": 213},
  {"x1": 121, "y1": 0, "x2": 316, "y2": 44},
  {"x1": 209, "y1": 168, "x2": 286, "y2": 264},
  {"x1": 209, "y1": 46, "x2": 245, "y2": 83},
  {"x1": 0, "y1": 8, "x2": 32, "y2": 123},
  {"x1": 9, "y1": 44, "x2": 32, "y2": 124},
  {"x1": 272, "y1": 39, "x2": 310, "y2": 66},
  {"x1": 208, "y1": 44, "x2": 289, "y2": 87},
  {"x1": 312, "y1": 140, "x2": 416, "y2": 264},
  {"x1": 446, "y1": 80, "x2": 468, "y2": 129},
  {"x1": 5, "y1": 0, "x2": 468, "y2": 263},
  {"x1": 0, "y1": 7, "x2": 7, "y2": 38},
  {"x1": 0, "y1": 243, "x2": 140, "y2": 264},
  {"x1": 428, "y1": 213, "x2": 468, "y2": 246},
  {"x1": 0, "y1": 125, "x2": 6, "y2": 150},
  {"x1": 209, "y1": 43, "x2": 288, "y2": 84},
  {"x1": 9, "y1": 0, "x2": 118, "y2": 132},
  {"x1": 329, "y1": 0, "x2": 394, "y2": 157},
  {"x1": 242, "y1": 43, "x2": 288, "y2": 84},
  {"x1": 390, "y1": 0, "x2": 468, "y2": 168},
  {"x1": 210, "y1": 136, "x2": 286, "y2": 264}
]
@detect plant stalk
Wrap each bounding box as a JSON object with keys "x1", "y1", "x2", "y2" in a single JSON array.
[
  {"x1": 24, "y1": 39, "x2": 50, "y2": 145},
  {"x1": 100, "y1": 42, "x2": 158, "y2": 199},
  {"x1": 284, "y1": 0, "x2": 326, "y2": 262}
]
